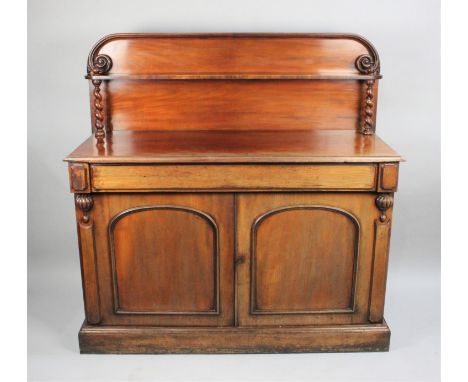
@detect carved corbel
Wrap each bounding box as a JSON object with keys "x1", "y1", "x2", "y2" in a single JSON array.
[
  {"x1": 75, "y1": 194, "x2": 94, "y2": 224},
  {"x1": 370, "y1": 192, "x2": 394, "y2": 323},
  {"x1": 375, "y1": 193, "x2": 394, "y2": 222}
]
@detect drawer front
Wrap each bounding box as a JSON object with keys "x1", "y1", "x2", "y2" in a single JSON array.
[{"x1": 91, "y1": 164, "x2": 377, "y2": 191}]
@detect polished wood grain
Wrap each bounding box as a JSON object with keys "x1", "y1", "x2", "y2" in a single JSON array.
[
  {"x1": 378, "y1": 163, "x2": 399, "y2": 192},
  {"x1": 65, "y1": 130, "x2": 401, "y2": 164},
  {"x1": 89, "y1": 193, "x2": 234, "y2": 327},
  {"x1": 74, "y1": 194, "x2": 98, "y2": 325},
  {"x1": 236, "y1": 193, "x2": 379, "y2": 326},
  {"x1": 89, "y1": 34, "x2": 379, "y2": 76},
  {"x1": 369, "y1": 219, "x2": 393, "y2": 323},
  {"x1": 251, "y1": 207, "x2": 358, "y2": 313},
  {"x1": 79, "y1": 321, "x2": 391, "y2": 354},
  {"x1": 91, "y1": 164, "x2": 377, "y2": 191},
  {"x1": 110, "y1": 207, "x2": 219, "y2": 314},
  {"x1": 68, "y1": 163, "x2": 90, "y2": 193},
  {"x1": 86, "y1": 34, "x2": 381, "y2": 139},
  {"x1": 66, "y1": 33, "x2": 399, "y2": 354},
  {"x1": 76, "y1": 220, "x2": 100, "y2": 324},
  {"x1": 105, "y1": 80, "x2": 362, "y2": 132}
]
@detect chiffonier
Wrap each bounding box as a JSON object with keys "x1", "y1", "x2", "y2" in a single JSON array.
[{"x1": 65, "y1": 33, "x2": 401, "y2": 354}]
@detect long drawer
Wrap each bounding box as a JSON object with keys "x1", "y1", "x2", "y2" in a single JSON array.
[{"x1": 90, "y1": 164, "x2": 377, "y2": 191}]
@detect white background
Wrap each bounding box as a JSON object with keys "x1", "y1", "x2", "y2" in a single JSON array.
[{"x1": 24, "y1": 0, "x2": 443, "y2": 381}]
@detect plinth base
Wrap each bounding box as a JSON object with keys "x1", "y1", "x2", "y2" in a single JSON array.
[{"x1": 78, "y1": 320, "x2": 390, "y2": 354}]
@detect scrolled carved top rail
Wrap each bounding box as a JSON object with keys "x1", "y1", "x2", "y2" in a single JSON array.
[
  {"x1": 86, "y1": 33, "x2": 381, "y2": 78},
  {"x1": 85, "y1": 33, "x2": 383, "y2": 143}
]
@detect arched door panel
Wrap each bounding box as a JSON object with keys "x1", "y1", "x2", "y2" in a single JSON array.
[
  {"x1": 91, "y1": 193, "x2": 234, "y2": 327},
  {"x1": 237, "y1": 193, "x2": 375, "y2": 326},
  {"x1": 109, "y1": 206, "x2": 219, "y2": 314},
  {"x1": 252, "y1": 206, "x2": 358, "y2": 314}
]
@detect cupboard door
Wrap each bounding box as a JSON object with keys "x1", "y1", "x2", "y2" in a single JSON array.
[
  {"x1": 236, "y1": 193, "x2": 377, "y2": 326},
  {"x1": 92, "y1": 193, "x2": 234, "y2": 326}
]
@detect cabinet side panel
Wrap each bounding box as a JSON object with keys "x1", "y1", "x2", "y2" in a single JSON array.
[
  {"x1": 369, "y1": 219, "x2": 392, "y2": 322},
  {"x1": 77, "y1": 222, "x2": 101, "y2": 324}
]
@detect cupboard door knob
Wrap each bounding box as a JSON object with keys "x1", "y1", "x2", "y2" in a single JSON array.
[{"x1": 235, "y1": 256, "x2": 246, "y2": 265}]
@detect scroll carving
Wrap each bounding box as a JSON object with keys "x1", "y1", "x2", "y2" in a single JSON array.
[
  {"x1": 355, "y1": 54, "x2": 380, "y2": 75},
  {"x1": 375, "y1": 193, "x2": 393, "y2": 222},
  {"x1": 92, "y1": 80, "x2": 105, "y2": 144},
  {"x1": 87, "y1": 54, "x2": 112, "y2": 75},
  {"x1": 355, "y1": 48, "x2": 380, "y2": 135},
  {"x1": 75, "y1": 194, "x2": 94, "y2": 223}
]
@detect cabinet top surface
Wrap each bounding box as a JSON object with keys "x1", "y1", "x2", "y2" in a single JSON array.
[{"x1": 65, "y1": 129, "x2": 401, "y2": 164}]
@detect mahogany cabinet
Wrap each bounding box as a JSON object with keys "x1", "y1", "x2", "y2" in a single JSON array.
[{"x1": 65, "y1": 34, "x2": 401, "y2": 353}]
